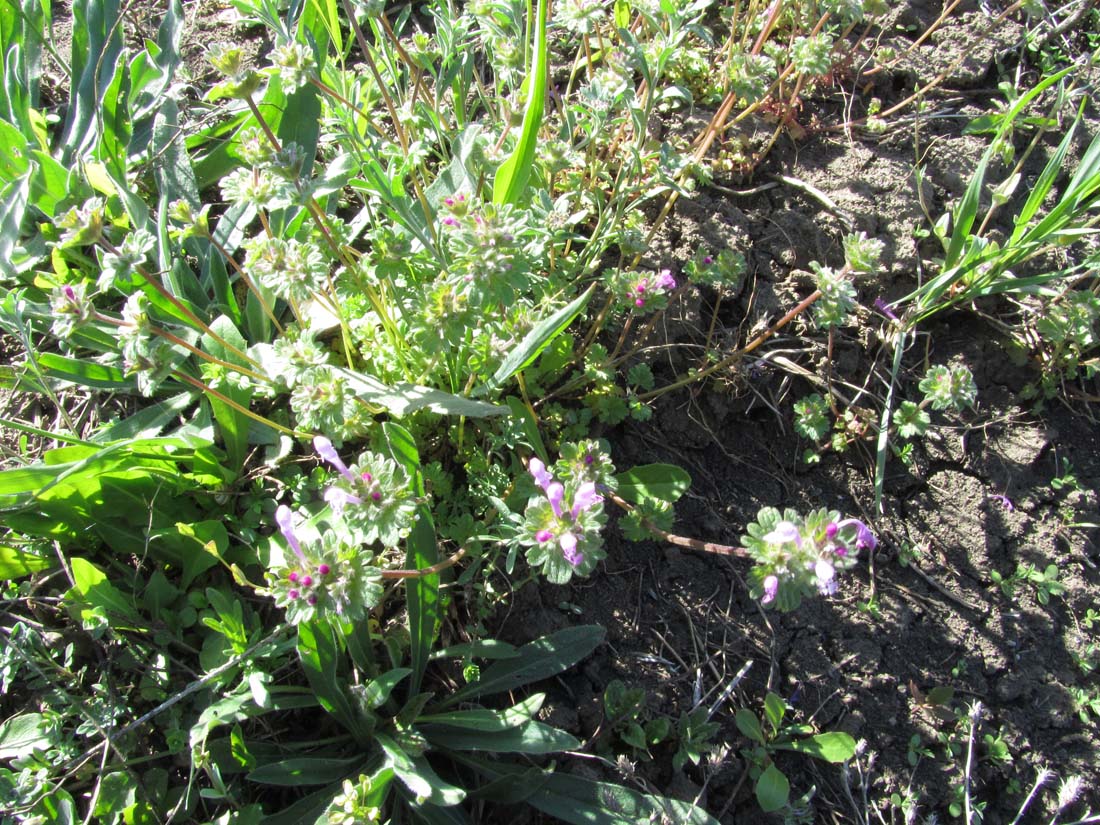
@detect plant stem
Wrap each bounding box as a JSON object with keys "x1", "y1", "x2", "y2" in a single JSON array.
[
  {"x1": 173, "y1": 371, "x2": 308, "y2": 438},
  {"x1": 382, "y1": 546, "x2": 468, "y2": 579},
  {"x1": 608, "y1": 492, "x2": 749, "y2": 558}
]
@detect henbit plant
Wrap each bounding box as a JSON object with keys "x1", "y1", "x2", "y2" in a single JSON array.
[{"x1": 0, "y1": 0, "x2": 959, "y2": 820}]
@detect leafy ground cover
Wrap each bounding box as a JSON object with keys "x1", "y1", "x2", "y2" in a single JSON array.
[{"x1": 1, "y1": 0, "x2": 1099, "y2": 822}]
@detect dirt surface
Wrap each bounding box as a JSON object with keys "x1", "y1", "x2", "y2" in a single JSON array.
[{"x1": 490, "y1": 5, "x2": 1100, "y2": 823}]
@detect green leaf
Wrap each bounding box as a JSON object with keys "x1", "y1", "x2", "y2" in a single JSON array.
[
  {"x1": 457, "y1": 755, "x2": 719, "y2": 825},
  {"x1": 763, "y1": 692, "x2": 786, "y2": 733},
  {"x1": 0, "y1": 712, "x2": 60, "y2": 759},
  {"x1": 774, "y1": 731, "x2": 857, "y2": 763},
  {"x1": 404, "y1": 505, "x2": 440, "y2": 697},
  {"x1": 297, "y1": 620, "x2": 370, "y2": 743},
  {"x1": 755, "y1": 764, "x2": 790, "y2": 812},
  {"x1": 484, "y1": 286, "x2": 595, "y2": 392},
  {"x1": 505, "y1": 396, "x2": 549, "y2": 465},
  {"x1": 735, "y1": 708, "x2": 765, "y2": 744},
  {"x1": 424, "y1": 720, "x2": 579, "y2": 753},
  {"x1": 36, "y1": 353, "x2": 130, "y2": 389},
  {"x1": 0, "y1": 545, "x2": 54, "y2": 578},
  {"x1": 337, "y1": 368, "x2": 506, "y2": 418},
  {"x1": 419, "y1": 694, "x2": 544, "y2": 731},
  {"x1": 363, "y1": 668, "x2": 412, "y2": 709},
  {"x1": 202, "y1": 315, "x2": 253, "y2": 473},
  {"x1": 492, "y1": 0, "x2": 548, "y2": 206},
  {"x1": 445, "y1": 625, "x2": 605, "y2": 706},
  {"x1": 247, "y1": 757, "x2": 366, "y2": 786},
  {"x1": 377, "y1": 733, "x2": 466, "y2": 806},
  {"x1": 68, "y1": 557, "x2": 142, "y2": 624},
  {"x1": 614, "y1": 464, "x2": 691, "y2": 504}
]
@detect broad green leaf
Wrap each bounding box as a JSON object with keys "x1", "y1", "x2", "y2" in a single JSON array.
[
  {"x1": 297, "y1": 620, "x2": 370, "y2": 743},
  {"x1": 774, "y1": 731, "x2": 857, "y2": 763},
  {"x1": 338, "y1": 368, "x2": 506, "y2": 418},
  {"x1": 34, "y1": 353, "x2": 129, "y2": 389},
  {"x1": 457, "y1": 755, "x2": 719, "y2": 825},
  {"x1": 377, "y1": 733, "x2": 466, "y2": 806},
  {"x1": 445, "y1": 625, "x2": 605, "y2": 706},
  {"x1": 430, "y1": 639, "x2": 518, "y2": 661},
  {"x1": 68, "y1": 557, "x2": 142, "y2": 624},
  {"x1": 202, "y1": 315, "x2": 253, "y2": 473},
  {"x1": 614, "y1": 463, "x2": 691, "y2": 504},
  {"x1": 362, "y1": 668, "x2": 412, "y2": 709},
  {"x1": 0, "y1": 712, "x2": 60, "y2": 759},
  {"x1": 419, "y1": 694, "x2": 544, "y2": 731},
  {"x1": 247, "y1": 756, "x2": 366, "y2": 786},
  {"x1": 506, "y1": 396, "x2": 549, "y2": 465},
  {"x1": 404, "y1": 505, "x2": 440, "y2": 696},
  {"x1": 735, "y1": 708, "x2": 765, "y2": 744},
  {"x1": 190, "y1": 687, "x2": 316, "y2": 747},
  {"x1": 0, "y1": 545, "x2": 54, "y2": 578},
  {"x1": 755, "y1": 764, "x2": 789, "y2": 812},
  {"x1": 763, "y1": 692, "x2": 786, "y2": 733},
  {"x1": 424, "y1": 720, "x2": 578, "y2": 753},
  {"x1": 484, "y1": 285, "x2": 595, "y2": 392}
]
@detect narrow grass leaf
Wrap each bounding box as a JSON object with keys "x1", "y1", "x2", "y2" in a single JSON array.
[
  {"x1": 484, "y1": 285, "x2": 594, "y2": 393},
  {"x1": 492, "y1": 0, "x2": 548, "y2": 206}
]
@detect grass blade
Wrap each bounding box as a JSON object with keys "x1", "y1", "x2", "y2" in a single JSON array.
[{"x1": 492, "y1": 0, "x2": 548, "y2": 206}]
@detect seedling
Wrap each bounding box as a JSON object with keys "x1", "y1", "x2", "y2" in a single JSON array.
[{"x1": 736, "y1": 692, "x2": 856, "y2": 813}]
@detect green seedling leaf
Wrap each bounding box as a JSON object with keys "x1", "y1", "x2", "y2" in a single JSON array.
[
  {"x1": 764, "y1": 692, "x2": 786, "y2": 733},
  {"x1": 614, "y1": 463, "x2": 691, "y2": 504},
  {"x1": 445, "y1": 625, "x2": 605, "y2": 706},
  {"x1": 492, "y1": 0, "x2": 548, "y2": 206},
  {"x1": 484, "y1": 285, "x2": 594, "y2": 392},
  {"x1": 735, "y1": 708, "x2": 765, "y2": 744},
  {"x1": 755, "y1": 764, "x2": 790, "y2": 813},
  {"x1": 36, "y1": 353, "x2": 129, "y2": 389},
  {"x1": 774, "y1": 731, "x2": 857, "y2": 763}
]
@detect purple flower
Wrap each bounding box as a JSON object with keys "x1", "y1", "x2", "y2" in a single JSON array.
[
  {"x1": 762, "y1": 574, "x2": 779, "y2": 604},
  {"x1": 535, "y1": 529, "x2": 554, "y2": 543},
  {"x1": 837, "y1": 518, "x2": 876, "y2": 552},
  {"x1": 546, "y1": 482, "x2": 565, "y2": 519},
  {"x1": 324, "y1": 486, "x2": 363, "y2": 516},
  {"x1": 571, "y1": 482, "x2": 602, "y2": 519},
  {"x1": 275, "y1": 505, "x2": 306, "y2": 562},
  {"x1": 529, "y1": 458, "x2": 553, "y2": 492},
  {"x1": 314, "y1": 436, "x2": 355, "y2": 483},
  {"x1": 815, "y1": 558, "x2": 837, "y2": 595},
  {"x1": 559, "y1": 532, "x2": 583, "y2": 566},
  {"x1": 874, "y1": 297, "x2": 899, "y2": 322},
  {"x1": 763, "y1": 521, "x2": 803, "y2": 548},
  {"x1": 654, "y1": 269, "x2": 676, "y2": 290}
]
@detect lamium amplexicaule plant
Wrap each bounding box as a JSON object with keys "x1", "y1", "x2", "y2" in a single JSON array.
[{"x1": 2, "y1": 0, "x2": 1096, "y2": 820}]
